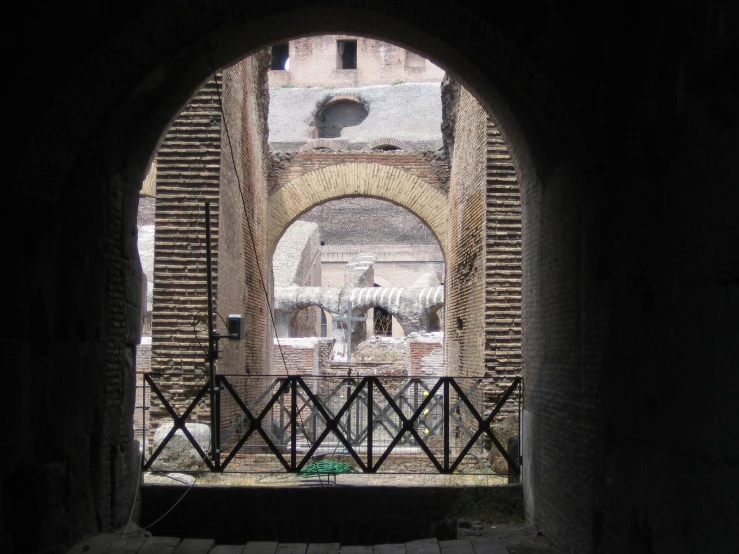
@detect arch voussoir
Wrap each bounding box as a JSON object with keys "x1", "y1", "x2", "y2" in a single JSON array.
[{"x1": 268, "y1": 162, "x2": 448, "y2": 258}]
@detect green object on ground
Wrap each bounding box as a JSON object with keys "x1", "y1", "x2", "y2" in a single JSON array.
[{"x1": 298, "y1": 460, "x2": 358, "y2": 476}]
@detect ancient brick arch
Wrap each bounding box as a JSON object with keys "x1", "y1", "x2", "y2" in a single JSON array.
[
  {"x1": 17, "y1": 2, "x2": 737, "y2": 553},
  {"x1": 268, "y1": 162, "x2": 448, "y2": 259},
  {"x1": 362, "y1": 138, "x2": 412, "y2": 151}
]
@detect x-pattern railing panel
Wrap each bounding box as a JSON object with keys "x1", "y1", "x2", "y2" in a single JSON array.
[
  {"x1": 142, "y1": 374, "x2": 521, "y2": 475},
  {"x1": 142, "y1": 374, "x2": 216, "y2": 471}
]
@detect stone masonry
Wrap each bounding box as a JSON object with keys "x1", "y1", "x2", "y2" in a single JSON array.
[
  {"x1": 149, "y1": 52, "x2": 271, "y2": 423},
  {"x1": 13, "y1": 5, "x2": 739, "y2": 554}
]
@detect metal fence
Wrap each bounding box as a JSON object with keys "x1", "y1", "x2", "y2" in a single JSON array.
[{"x1": 138, "y1": 373, "x2": 521, "y2": 476}]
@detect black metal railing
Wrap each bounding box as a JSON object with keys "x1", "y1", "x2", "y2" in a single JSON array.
[{"x1": 140, "y1": 373, "x2": 521, "y2": 475}]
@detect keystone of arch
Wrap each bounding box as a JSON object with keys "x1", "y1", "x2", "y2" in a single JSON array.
[{"x1": 268, "y1": 162, "x2": 448, "y2": 258}]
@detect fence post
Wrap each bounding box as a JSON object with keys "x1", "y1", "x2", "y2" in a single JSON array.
[
  {"x1": 444, "y1": 378, "x2": 450, "y2": 472},
  {"x1": 291, "y1": 377, "x2": 297, "y2": 470},
  {"x1": 367, "y1": 378, "x2": 373, "y2": 470},
  {"x1": 205, "y1": 202, "x2": 220, "y2": 470}
]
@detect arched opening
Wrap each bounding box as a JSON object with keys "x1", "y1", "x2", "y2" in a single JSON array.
[
  {"x1": 272, "y1": 196, "x2": 445, "y2": 355},
  {"x1": 268, "y1": 165, "x2": 449, "y2": 259},
  {"x1": 121, "y1": 26, "x2": 525, "y2": 535},
  {"x1": 11, "y1": 4, "x2": 622, "y2": 552},
  {"x1": 372, "y1": 144, "x2": 401, "y2": 151},
  {"x1": 14, "y1": 2, "x2": 739, "y2": 553},
  {"x1": 372, "y1": 305, "x2": 393, "y2": 336}
]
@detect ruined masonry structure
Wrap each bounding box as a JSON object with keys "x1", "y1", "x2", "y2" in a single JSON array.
[
  {"x1": 142, "y1": 38, "x2": 523, "y2": 418},
  {"x1": 147, "y1": 53, "x2": 272, "y2": 421},
  {"x1": 14, "y1": 3, "x2": 739, "y2": 553}
]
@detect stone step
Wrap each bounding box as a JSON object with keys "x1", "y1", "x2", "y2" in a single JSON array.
[{"x1": 66, "y1": 536, "x2": 509, "y2": 554}]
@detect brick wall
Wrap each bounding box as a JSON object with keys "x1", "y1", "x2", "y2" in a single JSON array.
[
  {"x1": 273, "y1": 343, "x2": 316, "y2": 375},
  {"x1": 217, "y1": 52, "x2": 271, "y2": 378},
  {"x1": 445, "y1": 85, "x2": 487, "y2": 378},
  {"x1": 269, "y1": 150, "x2": 448, "y2": 196},
  {"x1": 272, "y1": 338, "x2": 335, "y2": 374},
  {"x1": 484, "y1": 120, "x2": 522, "y2": 399},
  {"x1": 150, "y1": 52, "x2": 271, "y2": 425},
  {"x1": 409, "y1": 340, "x2": 444, "y2": 378},
  {"x1": 444, "y1": 83, "x2": 523, "y2": 391},
  {"x1": 150, "y1": 76, "x2": 223, "y2": 422},
  {"x1": 299, "y1": 198, "x2": 444, "y2": 248},
  {"x1": 268, "y1": 162, "x2": 449, "y2": 259}
]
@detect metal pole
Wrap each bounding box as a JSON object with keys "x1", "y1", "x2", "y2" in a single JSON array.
[
  {"x1": 345, "y1": 300, "x2": 353, "y2": 363},
  {"x1": 443, "y1": 378, "x2": 450, "y2": 472},
  {"x1": 346, "y1": 368, "x2": 352, "y2": 443},
  {"x1": 205, "y1": 202, "x2": 220, "y2": 469},
  {"x1": 367, "y1": 379, "x2": 373, "y2": 470},
  {"x1": 142, "y1": 376, "x2": 147, "y2": 466},
  {"x1": 291, "y1": 378, "x2": 297, "y2": 470}
]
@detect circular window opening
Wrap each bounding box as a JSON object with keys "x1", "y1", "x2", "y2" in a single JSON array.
[{"x1": 316, "y1": 100, "x2": 368, "y2": 138}]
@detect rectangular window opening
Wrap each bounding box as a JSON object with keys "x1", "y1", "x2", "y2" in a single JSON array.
[
  {"x1": 405, "y1": 50, "x2": 426, "y2": 69},
  {"x1": 337, "y1": 40, "x2": 357, "y2": 70},
  {"x1": 270, "y1": 43, "x2": 290, "y2": 70}
]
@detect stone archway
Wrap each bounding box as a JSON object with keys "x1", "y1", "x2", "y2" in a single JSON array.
[
  {"x1": 9, "y1": 2, "x2": 630, "y2": 553},
  {"x1": 268, "y1": 162, "x2": 449, "y2": 258}
]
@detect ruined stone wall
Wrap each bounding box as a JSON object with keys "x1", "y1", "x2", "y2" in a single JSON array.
[
  {"x1": 272, "y1": 338, "x2": 335, "y2": 374},
  {"x1": 150, "y1": 77, "x2": 222, "y2": 421},
  {"x1": 273, "y1": 343, "x2": 316, "y2": 375},
  {"x1": 271, "y1": 334, "x2": 443, "y2": 378},
  {"x1": 409, "y1": 340, "x2": 444, "y2": 378},
  {"x1": 268, "y1": 36, "x2": 445, "y2": 88},
  {"x1": 322, "y1": 259, "x2": 444, "y2": 290},
  {"x1": 269, "y1": 150, "x2": 449, "y2": 195},
  {"x1": 355, "y1": 336, "x2": 410, "y2": 368},
  {"x1": 444, "y1": 85, "x2": 487, "y2": 378}
]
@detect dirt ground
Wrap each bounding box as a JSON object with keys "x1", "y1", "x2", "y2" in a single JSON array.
[{"x1": 144, "y1": 470, "x2": 512, "y2": 487}]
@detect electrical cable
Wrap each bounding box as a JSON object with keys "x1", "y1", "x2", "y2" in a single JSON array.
[
  {"x1": 121, "y1": 448, "x2": 144, "y2": 538},
  {"x1": 135, "y1": 439, "x2": 211, "y2": 533},
  {"x1": 204, "y1": 37, "x2": 326, "y2": 486},
  {"x1": 191, "y1": 309, "x2": 209, "y2": 356}
]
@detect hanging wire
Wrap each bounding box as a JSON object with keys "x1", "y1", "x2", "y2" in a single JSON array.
[{"x1": 204, "y1": 37, "x2": 325, "y2": 485}]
